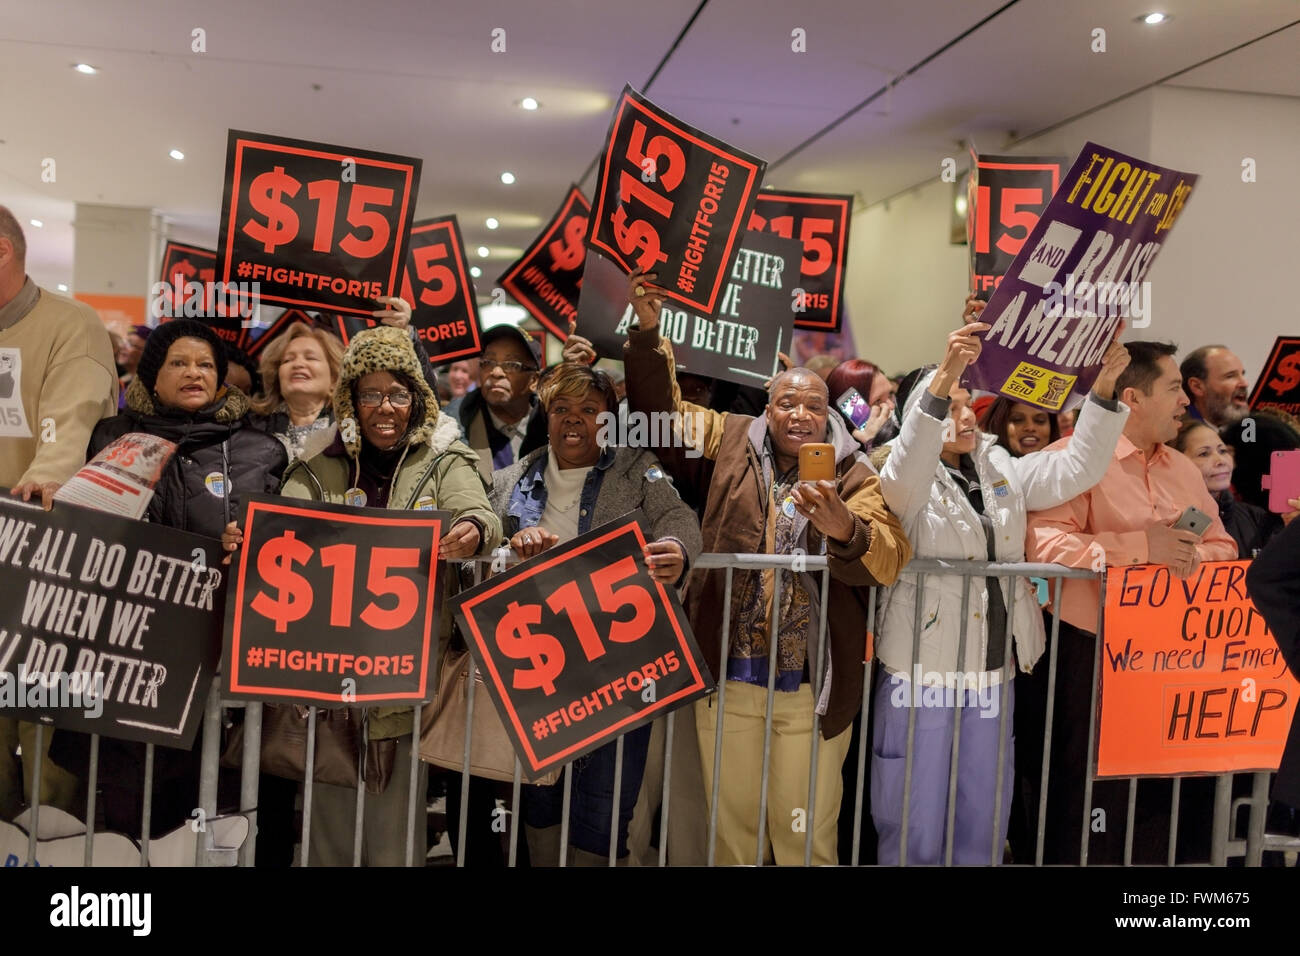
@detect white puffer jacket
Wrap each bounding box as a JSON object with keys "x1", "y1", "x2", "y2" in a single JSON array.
[{"x1": 876, "y1": 373, "x2": 1128, "y2": 686}]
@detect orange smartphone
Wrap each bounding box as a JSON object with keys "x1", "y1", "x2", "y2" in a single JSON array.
[{"x1": 798, "y1": 443, "x2": 836, "y2": 484}]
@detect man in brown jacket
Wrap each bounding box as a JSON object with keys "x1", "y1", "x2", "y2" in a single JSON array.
[{"x1": 618, "y1": 269, "x2": 911, "y2": 865}]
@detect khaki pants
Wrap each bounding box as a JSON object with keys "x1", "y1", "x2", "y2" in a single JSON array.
[
  {"x1": 694, "y1": 681, "x2": 851, "y2": 866},
  {"x1": 626, "y1": 708, "x2": 709, "y2": 866},
  {"x1": 0, "y1": 719, "x2": 82, "y2": 822}
]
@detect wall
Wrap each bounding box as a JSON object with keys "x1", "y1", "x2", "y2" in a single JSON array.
[{"x1": 1144, "y1": 86, "x2": 1300, "y2": 382}]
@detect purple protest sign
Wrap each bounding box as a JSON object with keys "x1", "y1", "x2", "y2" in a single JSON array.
[{"x1": 965, "y1": 142, "x2": 1197, "y2": 411}]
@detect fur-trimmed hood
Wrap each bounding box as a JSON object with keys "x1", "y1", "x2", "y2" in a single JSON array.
[
  {"x1": 125, "y1": 375, "x2": 252, "y2": 421},
  {"x1": 333, "y1": 325, "x2": 440, "y2": 457}
]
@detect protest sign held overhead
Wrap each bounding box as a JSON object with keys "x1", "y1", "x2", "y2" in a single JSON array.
[
  {"x1": 223, "y1": 495, "x2": 446, "y2": 707},
  {"x1": 336, "y1": 216, "x2": 483, "y2": 364},
  {"x1": 0, "y1": 495, "x2": 226, "y2": 749},
  {"x1": 965, "y1": 142, "x2": 1198, "y2": 412},
  {"x1": 748, "y1": 189, "x2": 853, "y2": 332},
  {"x1": 1248, "y1": 335, "x2": 1300, "y2": 417},
  {"x1": 577, "y1": 230, "x2": 800, "y2": 388},
  {"x1": 1096, "y1": 562, "x2": 1299, "y2": 778},
  {"x1": 452, "y1": 513, "x2": 712, "y2": 781},
  {"x1": 216, "y1": 130, "x2": 421, "y2": 318},
  {"x1": 588, "y1": 85, "x2": 766, "y2": 320},
  {"x1": 965, "y1": 150, "x2": 1065, "y2": 298},
  {"x1": 498, "y1": 185, "x2": 591, "y2": 340}
]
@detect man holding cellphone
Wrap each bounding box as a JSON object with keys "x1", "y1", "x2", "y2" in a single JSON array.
[
  {"x1": 615, "y1": 268, "x2": 911, "y2": 866},
  {"x1": 1027, "y1": 341, "x2": 1237, "y2": 864}
]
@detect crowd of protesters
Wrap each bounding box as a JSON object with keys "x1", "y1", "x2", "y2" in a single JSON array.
[{"x1": 2, "y1": 203, "x2": 1300, "y2": 866}]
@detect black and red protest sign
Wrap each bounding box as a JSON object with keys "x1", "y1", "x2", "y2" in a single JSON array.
[
  {"x1": 335, "y1": 216, "x2": 483, "y2": 364},
  {"x1": 452, "y1": 512, "x2": 712, "y2": 780},
  {"x1": 0, "y1": 495, "x2": 226, "y2": 749},
  {"x1": 577, "y1": 230, "x2": 801, "y2": 388},
  {"x1": 1249, "y1": 336, "x2": 1300, "y2": 417},
  {"x1": 499, "y1": 185, "x2": 591, "y2": 339},
  {"x1": 157, "y1": 240, "x2": 253, "y2": 349},
  {"x1": 748, "y1": 190, "x2": 852, "y2": 332},
  {"x1": 216, "y1": 129, "x2": 421, "y2": 318},
  {"x1": 588, "y1": 86, "x2": 766, "y2": 320},
  {"x1": 223, "y1": 494, "x2": 447, "y2": 706},
  {"x1": 246, "y1": 307, "x2": 312, "y2": 358},
  {"x1": 967, "y1": 149, "x2": 1065, "y2": 298}
]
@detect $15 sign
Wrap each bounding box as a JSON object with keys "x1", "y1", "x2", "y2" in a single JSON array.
[{"x1": 225, "y1": 497, "x2": 447, "y2": 704}]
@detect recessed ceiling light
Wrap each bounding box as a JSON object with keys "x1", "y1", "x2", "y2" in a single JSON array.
[
  {"x1": 29, "y1": 219, "x2": 42, "y2": 228},
  {"x1": 500, "y1": 171, "x2": 516, "y2": 185},
  {"x1": 73, "y1": 63, "x2": 97, "y2": 74},
  {"x1": 470, "y1": 266, "x2": 482, "y2": 278},
  {"x1": 485, "y1": 217, "x2": 499, "y2": 230},
  {"x1": 169, "y1": 149, "x2": 185, "y2": 161},
  {"x1": 520, "y1": 97, "x2": 539, "y2": 111},
  {"x1": 57, "y1": 283, "x2": 69, "y2": 292},
  {"x1": 1140, "y1": 12, "x2": 1168, "y2": 24},
  {"x1": 477, "y1": 246, "x2": 490, "y2": 258}
]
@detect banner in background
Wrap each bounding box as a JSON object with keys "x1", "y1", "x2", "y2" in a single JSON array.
[
  {"x1": 577, "y1": 230, "x2": 800, "y2": 388},
  {"x1": 157, "y1": 241, "x2": 254, "y2": 349},
  {"x1": 247, "y1": 307, "x2": 312, "y2": 358},
  {"x1": 223, "y1": 494, "x2": 446, "y2": 706},
  {"x1": 965, "y1": 141, "x2": 1197, "y2": 411},
  {"x1": 452, "y1": 513, "x2": 712, "y2": 781},
  {"x1": 588, "y1": 85, "x2": 766, "y2": 320},
  {"x1": 216, "y1": 130, "x2": 421, "y2": 318},
  {"x1": 966, "y1": 150, "x2": 1064, "y2": 299},
  {"x1": 0, "y1": 495, "x2": 226, "y2": 749},
  {"x1": 337, "y1": 216, "x2": 483, "y2": 364},
  {"x1": 1096, "y1": 562, "x2": 1299, "y2": 777},
  {"x1": 499, "y1": 185, "x2": 591, "y2": 340},
  {"x1": 1248, "y1": 336, "x2": 1300, "y2": 417},
  {"x1": 749, "y1": 189, "x2": 853, "y2": 332}
]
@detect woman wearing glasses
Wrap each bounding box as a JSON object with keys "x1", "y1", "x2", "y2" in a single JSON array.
[{"x1": 223, "y1": 324, "x2": 500, "y2": 865}]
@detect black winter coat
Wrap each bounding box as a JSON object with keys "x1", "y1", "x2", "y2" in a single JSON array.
[
  {"x1": 1246, "y1": 518, "x2": 1300, "y2": 809},
  {"x1": 87, "y1": 378, "x2": 287, "y2": 538},
  {"x1": 50, "y1": 379, "x2": 286, "y2": 836}
]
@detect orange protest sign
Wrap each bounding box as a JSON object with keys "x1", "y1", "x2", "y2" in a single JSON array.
[{"x1": 1096, "y1": 561, "x2": 1299, "y2": 778}]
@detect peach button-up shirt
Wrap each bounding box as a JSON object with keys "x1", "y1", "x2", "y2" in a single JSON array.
[{"x1": 1026, "y1": 433, "x2": 1238, "y2": 632}]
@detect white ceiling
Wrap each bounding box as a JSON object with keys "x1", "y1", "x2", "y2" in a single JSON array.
[{"x1": 1, "y1": 0, "x2": 1296, "y2": 292}]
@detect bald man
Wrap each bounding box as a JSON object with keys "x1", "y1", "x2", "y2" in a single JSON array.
[
  {"x1": 1180, "y1": 345, "x2": 1250, "y2": 428},
  {"x1": 618, "y1": 268, "x2": 910, "y2": 866}
]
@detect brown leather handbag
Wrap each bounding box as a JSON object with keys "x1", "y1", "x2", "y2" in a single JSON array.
[
  {"x1": 418, "y1": 649, "x2": 559, "y2": 785},
  {"x1": 222, "y1": 704, "x2": 366, "y2": 790}
]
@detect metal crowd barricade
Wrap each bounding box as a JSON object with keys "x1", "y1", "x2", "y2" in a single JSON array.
[{"x1": 22, "y1": 556, "x2": 1283, "y2": 866}]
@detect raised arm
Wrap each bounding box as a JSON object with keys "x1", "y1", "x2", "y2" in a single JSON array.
[{"x1": 621, "y1": 269, "x2": 727, "y2": 471}]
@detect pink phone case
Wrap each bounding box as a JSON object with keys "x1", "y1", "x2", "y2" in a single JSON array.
[{"x1": 1261, "y1": 450, "x2": 1300, "y2": 513}]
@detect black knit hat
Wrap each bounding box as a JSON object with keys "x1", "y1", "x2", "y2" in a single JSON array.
[{"x1": 136, "y1": 320, "x2": 229, "y2": 393}]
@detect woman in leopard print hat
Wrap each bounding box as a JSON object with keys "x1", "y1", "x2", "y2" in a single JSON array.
[{"x1": 223, "y1": 323, "x2": 500, "y2": 866}]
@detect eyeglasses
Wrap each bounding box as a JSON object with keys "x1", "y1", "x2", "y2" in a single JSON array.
[
  {"x1": 482, "y1": 359, "x2": 537, "y2": 375},
  {"x1": 357, "y1": 389, "x2": 412, "y2": 408}
]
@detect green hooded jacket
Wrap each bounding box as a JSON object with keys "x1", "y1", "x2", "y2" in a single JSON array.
[{"x1": 279, "y1": 326, "x2": 501, "y2": 738}]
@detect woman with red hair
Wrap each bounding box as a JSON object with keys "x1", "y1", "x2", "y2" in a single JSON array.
[{"x1": 825, "y1": 358, "x2": 896, "y2": 449}]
